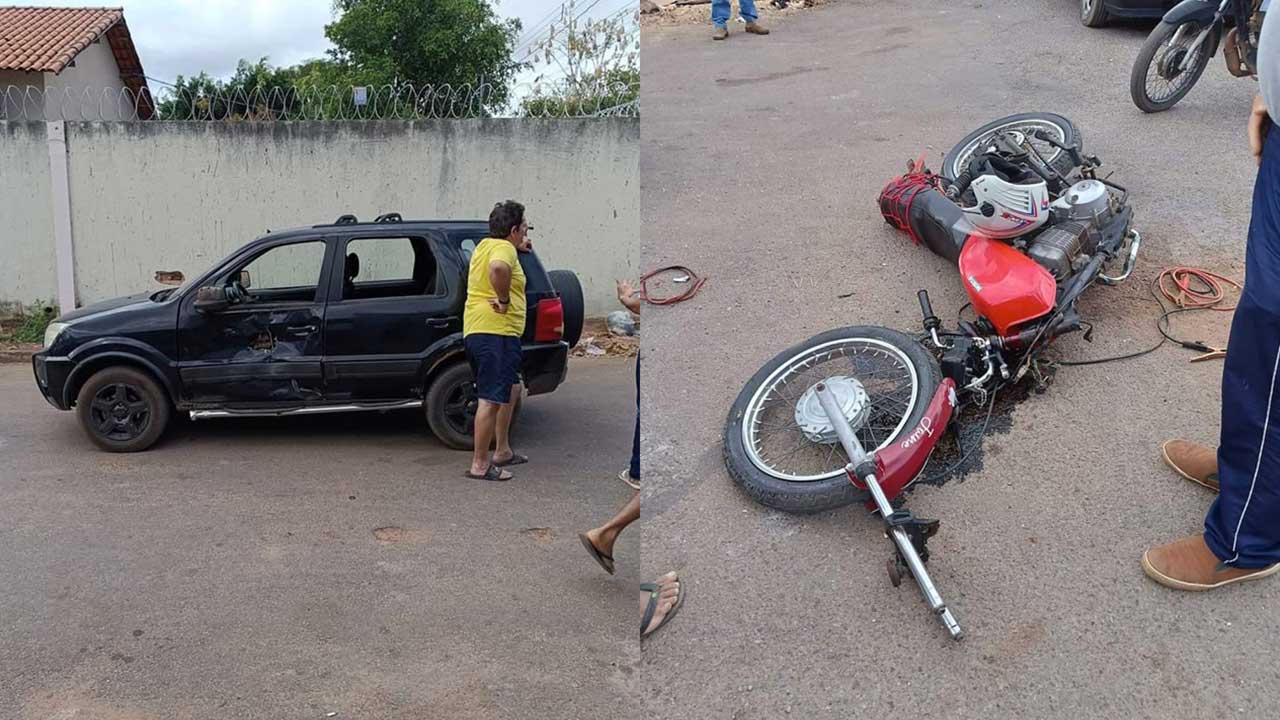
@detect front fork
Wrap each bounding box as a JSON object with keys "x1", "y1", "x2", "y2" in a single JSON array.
[{"x1": 814, "y1": 382, "x2": 965, "y2": 640}]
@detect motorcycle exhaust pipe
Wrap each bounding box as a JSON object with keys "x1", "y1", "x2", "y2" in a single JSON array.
[{"x1": 814, "y1": 382, "x2": 964, "y2": 640}]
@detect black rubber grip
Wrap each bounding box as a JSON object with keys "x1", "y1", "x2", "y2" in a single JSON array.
[{"x1": 854, "y1": 460, "x2": 878, "y2": 482}]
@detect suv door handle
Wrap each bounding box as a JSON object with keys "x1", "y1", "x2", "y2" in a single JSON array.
[
  {"x1": 425, "y1": 318, "x2": 452, "y2": 328},
  {"x1": 286, "y1": 324, "x2": 318, "y2": 334}
]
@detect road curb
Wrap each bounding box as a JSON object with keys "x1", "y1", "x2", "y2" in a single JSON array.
[{"x1": 0, "y1": 349, "x2": 35, "y2": 364}]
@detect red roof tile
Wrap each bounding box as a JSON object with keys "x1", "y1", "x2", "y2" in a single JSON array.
[{"x1": 0, "y1": 6, "x2": 124, "y2": 73}]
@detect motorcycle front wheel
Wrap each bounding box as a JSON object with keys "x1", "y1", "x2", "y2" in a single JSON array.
[
  {"x1": 941, "y1": 112, "x2": 1081, "y2": 186},
  {"x1": 1130, "y1": 20, "x2": 1220, "y2": 113},
  {"x1": 723, "y1": 326, "x2": 941, "y2": 514}
]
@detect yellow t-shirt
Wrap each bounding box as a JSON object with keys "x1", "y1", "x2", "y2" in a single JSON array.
[{"x1": 463, "y1": 238, "x2": 526, "y2": 337}]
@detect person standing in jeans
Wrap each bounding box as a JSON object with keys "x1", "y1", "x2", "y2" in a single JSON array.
[
  {"x1": 711, "y1": 0, "x2": 769, "y2": 41},
  {"x1": 1142, "y1": 11, "x2": 1280, "y2": 589},
  {"x1": 462, "y1": 201, "x2": 531, "y2": 482}
]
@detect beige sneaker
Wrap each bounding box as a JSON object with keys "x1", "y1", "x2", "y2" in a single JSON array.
[
  {"x1": 744, "y1": 21, "x2": 770, "y2": 34},
  {"x1": 1142, "y1": 534, "x2": 1280, "y2": 591},
  {"x1": 1161, "y1": 439, "x2": 1219, "y2": 492},
  {"x1": 712, "y1": 26, "x2": 728, "y2": 40}
]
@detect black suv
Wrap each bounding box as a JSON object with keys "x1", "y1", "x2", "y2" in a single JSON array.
[{"x1": 32, "y1": 214, "x2": 584, "y2": 452}]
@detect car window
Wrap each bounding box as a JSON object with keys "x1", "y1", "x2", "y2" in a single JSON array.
[
  {"x1": 458, "y1": 236, "x2": 482, "y2": 263},
  {"x1": 341, "y1": 236, "x2": 438, "y2": 300},
  {"x1": 239, "y1": 240, "x2": 326, "y2": 294}
]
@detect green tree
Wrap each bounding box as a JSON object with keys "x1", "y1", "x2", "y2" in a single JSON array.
[
  {"x1": 325, "y1": 0, "x2": 524, "y2": 113},
  {"x1": 156, "y1": 58, "x2": 322, "y2": 120},
  {"x1": 519, "y1": 3, "x2": 639, "y2": 117}
]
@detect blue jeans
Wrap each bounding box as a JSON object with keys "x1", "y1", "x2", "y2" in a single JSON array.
[
  {"x1": 712, "y1": 0, "x2": 757, "y2": 27},
  {"x1": 1204, "y1": 122, "x2": 1280, "y2": 567}
]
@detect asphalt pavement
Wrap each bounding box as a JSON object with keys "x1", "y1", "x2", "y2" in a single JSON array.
[
  {"x1": 640, "y1": 1, "x2": 1279, "y2": 718},
  {"x1": 0, "y1": 358, "x2": 640, "y2": 719}
]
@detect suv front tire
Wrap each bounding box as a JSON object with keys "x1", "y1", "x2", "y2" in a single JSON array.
[{"x1": 75, "y1": 366, "x2": 172, "y2": 452}]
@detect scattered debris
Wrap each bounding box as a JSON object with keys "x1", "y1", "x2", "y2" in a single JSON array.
[
  {"x1": 521, "y1": 527, "x2": 555, "y2": 544},
  {"x1": 570, "y1": 318, "x2": 639, "y2": 357},
  {"x1": 572, "y1": 334, "x2": 638, "y2": 358},
  {"x1": 372, "y1": 527, "x2": 427, "y2": 544},
  {"x1": 607, "y1": 310, "x2": 638, "y2": 336},
  {"x1": 640, "y1": 265, "x2": 706, "y2": 305},
  {"x1": 641, "y1": 0, "x2": 660, "y2": 12}
]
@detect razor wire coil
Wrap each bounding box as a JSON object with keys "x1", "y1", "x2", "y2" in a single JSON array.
[{"x1": 0, "y1": 81, "x2": 639, "y2": 122}]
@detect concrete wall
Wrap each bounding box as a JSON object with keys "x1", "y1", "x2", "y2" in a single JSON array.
[
  {"x1": 0, "y1": 119, "x2": 637, "y2": 316},
  {"x1": 42, "y1": 40, "x2": 129, "y2": 121},
  {"x1": 0, "y1": 122, "x2": 56, "y2": 311}
]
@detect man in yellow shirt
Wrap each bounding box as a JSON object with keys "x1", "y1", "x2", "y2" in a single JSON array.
[{"x1": 463, "y1": 201, "x2": 531, "y2": 481}]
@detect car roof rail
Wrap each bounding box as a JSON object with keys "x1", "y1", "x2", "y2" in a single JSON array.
[
  {"x1": 374, "y1": 212, "x2": 403, "y2": 223},
  {"x1": 334, "y1": 214, "x2": 359, "y2": 225}
]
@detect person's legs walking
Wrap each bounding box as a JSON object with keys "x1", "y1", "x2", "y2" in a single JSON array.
[
  {"x1": 580, "y1": 491, "x2": 639, "y2": 575},
  {"x1": 711, "y1": 0, "x2": 731, "y2": 38},
  {"x1": 739, "y1": 0, "x2": 769, "y2": 35}
]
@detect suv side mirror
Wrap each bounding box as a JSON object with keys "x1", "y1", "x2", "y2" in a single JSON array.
[
  {"x1": 236, "y1": 270, "x2": 252, "y2": 288},
  {"x1": 193, "y1": 285, "x2": 230, "y2": 313}
]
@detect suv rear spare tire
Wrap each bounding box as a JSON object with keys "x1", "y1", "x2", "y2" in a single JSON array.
[
  {"x1": 75, "y1": 366, "x2": 172, "y2": 452},
  {"x1": 548, "y1": 269, "x2": 585, "y2": 348}
]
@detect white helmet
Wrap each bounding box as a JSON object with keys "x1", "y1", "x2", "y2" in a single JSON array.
[{"x1": 961, "y1": 174, "x2": 1050, "y2": 239}]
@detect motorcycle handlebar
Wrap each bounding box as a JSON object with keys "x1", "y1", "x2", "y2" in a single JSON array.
[{"x1": 1032, "y1": 129, "x2": 1086, "y2": 169}]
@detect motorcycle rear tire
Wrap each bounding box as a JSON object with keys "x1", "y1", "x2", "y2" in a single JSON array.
[
  {"x1": 1130, "y1": 20, "x2": 1219, "y2": 114},
  {"x1": 941, "y1": 112, "x2": 1082, "y2": 185},
  {"x1": 723, "y1": 326, "x2": 942, "y2": 514}
]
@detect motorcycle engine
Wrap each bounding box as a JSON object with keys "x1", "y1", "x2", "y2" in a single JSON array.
[{"x1": 1026, "y1": 179, "x2": 1112, "y2": 279}]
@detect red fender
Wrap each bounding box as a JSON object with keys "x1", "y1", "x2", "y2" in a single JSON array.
[{"x1": 848, "y1": 377, "x2": 957, "y2": 510}]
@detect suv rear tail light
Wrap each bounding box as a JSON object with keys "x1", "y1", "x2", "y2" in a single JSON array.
[{"x1": 534, "y1": 297, "x2": 564, "y2": 342}]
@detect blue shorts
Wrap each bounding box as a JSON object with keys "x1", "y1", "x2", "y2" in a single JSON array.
[{"x1": 464, "y1": 333, "x2": 522, "y2": 404}]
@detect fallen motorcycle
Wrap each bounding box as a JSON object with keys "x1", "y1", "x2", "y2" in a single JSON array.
[{"x1": 723, "y1": 113, "x2": 1142, "y2": 639}]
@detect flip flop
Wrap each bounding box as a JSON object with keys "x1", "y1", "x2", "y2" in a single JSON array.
[
  {"x1": 494, "y1": 453, "x2": 529, "y2": 467},
  {"x1": 640, "y1": 576, "x2": 684, "y2": 638},
  {"x1": 579, "y1": 533, "x2": 615, "y2": 575},
  {"x1": 463, "y1": 465, "x2": 512, "y2": 481}
]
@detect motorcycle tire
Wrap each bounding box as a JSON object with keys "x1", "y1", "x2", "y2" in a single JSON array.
[
  {"x1": 1130, "y1": 20, "x2": 1219, "y2": 114},
  {"x1": 941, "y1": 112, "x2": 1082, "y2": 185},
  {"x1": 723, "y1": 326, "x2": 942, "y2": 515}
]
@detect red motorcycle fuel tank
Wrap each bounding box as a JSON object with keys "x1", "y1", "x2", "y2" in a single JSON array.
[{"x1": 957, "y1": 236, "x2": 1056, "y2": 335}]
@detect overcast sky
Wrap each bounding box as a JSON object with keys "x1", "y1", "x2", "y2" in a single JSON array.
[{"x1": 33, "y1": 0, "x2": 631, "y2": 87}]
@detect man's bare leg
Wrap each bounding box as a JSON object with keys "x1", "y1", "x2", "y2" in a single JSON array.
[
  {"x1": 470, "y1": 400, "x2": 510, "y2": 478},
  {"x1": 493, "y1": 383, "x2": 522, "y2": 463},
  {"x1": 584, "y1": 491, "x2": 639, "y2": 558}
]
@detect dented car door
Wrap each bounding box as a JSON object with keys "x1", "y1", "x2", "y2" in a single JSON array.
[{"x1": 177, "y1": 235, "x2": 335, "y2": 405}]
